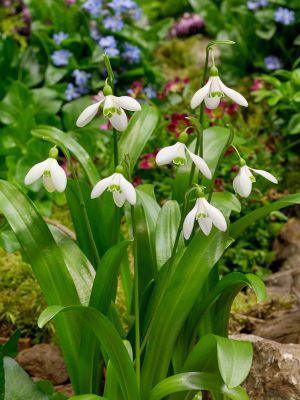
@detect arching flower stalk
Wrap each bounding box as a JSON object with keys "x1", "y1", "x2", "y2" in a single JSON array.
[{"x1": 24, "y1": 147, "x2": 67, "y2": 193}]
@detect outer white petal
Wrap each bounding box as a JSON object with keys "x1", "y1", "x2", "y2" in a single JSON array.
[
  {"x1": 198, "y1": 217, "x2": 213, "y2": 236},
  {"x1": 204, "y1": 96, "x2": 221, "y2": 109},
  {"x1": 190, "y1": 77, "x2": 212, "y2": 109},
  {"x1": 76, "y1": 100, "x2": 103, "y2": 127},
  {"x1": 114, "y1": 96, "x2": 141, "y2": 111},
  {"x1": 183, "y1": 204, "x2": 198, "y2": 240},
  {"x1": 43, "y1": 176, "x2": 56, "y2": 193},
  {"x1": 186, "y1": 148, "x2": 212, "y2": 179},
  {"x1": 217, "y1": 77, "x2": 248, "y2": 107},
  {"x1": 49, "y1": 159, "x2": 67, "y2": 192},
  {"x1": 233, "y1": 166, "x2": 252, "y2": 197},
  {"x1": 113, "y1": 191, "x2": 126, "y2": 207},
  {"x1": 119, "y1": 174, "x2": 136, "y2": 205},
  {"x1": 203, "y1": 199, "x2": 227, "y2": 232},
  {"x1": 156, "y1": 143, "x2": 181, "y2": 166},
  {"x1": 91, "y1": 175, "x2": 113, "y2": 199},
  {"x1": 109, "y1": 108, "x2": 128, "y2": 131},
  {"x1": 250, "y1": 168, "x2": 278, "y2": 184},
  {"x1": 24, "y1": 159, "x2": 50, "y2": 185}
]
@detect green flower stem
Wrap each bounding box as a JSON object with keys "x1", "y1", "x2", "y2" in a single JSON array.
[
  {"x1": 68, "y1": 154, "x2": 101, "y2": 269},
  {"x1": 131, "y1": 205, "x2": 141, "y2": 393},
  {"x1": 113, "y1": 128, "x2": 119, "y2": 168},
  {"x1": 103, "y1": 54, "x2": 115, "y2": 87},
  {"x1": 207, "y1": 126, "x2": 235, "y2": 202}
]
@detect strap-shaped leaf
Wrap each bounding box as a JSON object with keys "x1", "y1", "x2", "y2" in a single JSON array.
[
  {"x1": 31, "y1": 125, "x2": 100, "y2": 186},
  {"x1": 148, "y1": 372, "x2": 249, "y2": 400},
  {"x1": 118, "y1": 105, "x2": 159, "y2": 174},
  {"x1": 69, "y1": 396, "x2": 108, "y2": 400},
  {"x1": 38, "y1": 305, "x2": 139, "y2": 400}
]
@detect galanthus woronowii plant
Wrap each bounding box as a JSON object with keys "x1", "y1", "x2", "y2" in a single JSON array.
[{"x1": 1, "y1": 45, "x2": 300, "y2": 400}]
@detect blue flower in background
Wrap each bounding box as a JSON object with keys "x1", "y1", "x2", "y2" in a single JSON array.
[
  {"x1": 107, "y1": 0, "x2": 139, "y2": 15},
  {"x1": 264, "y1": 56, "x2": 283, "y2": 70},
  {"x1": 258, "y1": 0, "x2": 268, "y2": 6},
  {"x1": 144, "y1": 84, "x2": 157, "y2": 99},
  {"x1": 99, "y1": 36, "x2": 119, "y2": 57},
  {"x1": 247, "y1": 1, "x2": 259, "y2": 10},
  {"x1": 65, "y1": 83, "x2": 80, "y2": 101},
  {"x1": 82, "y1": 0, "x2": 102, "y2": 17},
  {"x1": 51, "y1": 50, "x2": 72, "y2": 66},
  {"x1": 104, "y1": 47, "x2": 120, "y2": 57},
  {"x1": 123, "y1": 43, "x2": 140, "y2": 64},
  {"x1": 274, "y1": 7, "x2": 295, "y2": 25},
  {"x1": 103, "y1": 15, "x2": 124, "y2": 32},
  {"x1": 72, "y1": 69, "x2": 91, "y2": 87},
  {"x1": 53, "y1": 32, "x2": 69, "y2": 45},
  {"x1": 90, "y1": 24, "x2": 101, "y2": 41}
]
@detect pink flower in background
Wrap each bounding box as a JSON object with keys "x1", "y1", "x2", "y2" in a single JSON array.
[
  {"x1": 159, "y1": 77, "x2": 189, "y2": 99},
  {"x1": 127, "y1": 81, "x2": 143, "y2": 98},
  {"x1": 62, "y1": 158, "x2": 72, "y2": 177},
  {"x1": 167, "y1": 113, "x2": 193, "y2": 137},
  {"x1": 169, "y1": 13, "x2": 204, "y2": 38},
  {"x1": 250, "y1": 79, "x2": 263, "y2": 91},
  {"x1": 100, "y1": 122, "x2": 112, "y2": 130},
  {"x1": 139, "y1": 150, "x2": 158, "y2": 170},
  {"x1": 65, "y1": 0, "x2": 76, "y2": 5},
  {"x1": 133, "y1": 176, "x2": 142, "y2": 186},
  {"x1": 93, "y1": 91, "x2": 105, "y2": 102},
  {"x1": 213, "y1": 178, "x2": 225, "y2": 192}
]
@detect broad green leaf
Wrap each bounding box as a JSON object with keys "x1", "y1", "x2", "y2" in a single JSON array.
[
  {"x1": 0, "y1": 180, "x2": 83, "y2": 391},
  {"x1": 31, "y1": 125, "x2": 100, "y2": 186},
  {"x1": 38, "y1": 305, "x2": 139, "y2": 400},
  {"x1": 4, "y1": 357, "x2": 48, "y2": 400},
  {"x1": 211, "y1": 192, "x2": 241, "y2": 215},
  {"x1": 141, "y1": 230, "x2": 233, "y2": 397},
  {"x1": 155, "y1": 200, "x2": 182, "y2": 269},
  {"x1": 148, "y1": 372, "x2": 249, "y2": 400},
  {"x1": 288, "y1": 113, "x2": 300, "y2": 135},
  {"x1": 69, "y1": 396, "x2": 107, "y2": 400},
  {"x1": 230, "y1": 193, "x2": 300, "y2": 239},
  {"x1": 118, "y1": 105, "x2": 159, "y2": 173}
]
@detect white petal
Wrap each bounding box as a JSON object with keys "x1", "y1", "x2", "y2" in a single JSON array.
[
  {"x1": 119, "y1": 174, "x2": 136, "y2": 205},
  {"x1": 204, "y1": 96, "x2": 221, "y2": 109},
  {"x1": 114, "y1": 96, "x2": 141, "y2": 111},
  {"x1": 183, "y1": 204, "x2": 198, "y2": 240},
  {"x1": 156, "y1": 143, "x2": 181, "y2": 166},
  {"x1": 91, "y1": 175, "x2": 113, "y2": 199},
  {"x1": 76, "y1": 100, "x2": 103, "y2": 127},
  {"x1": 217, "y1": 77, "x2": 248, "y2": 107},
  {"x1": 49, "y1": 159, "x2": 67, "y2": 192},
  {"x1": 186, "y1": 149, "x2": 212, "y2": 179},
  {"x1": 233, "y1": 167, "x2": 252, "y2": 197},
  {"x1": 190, "y1": 78, "x2": 212, "y2": 109},
  {"x1": 250, "y1": 168, "x2": 278, "y2": 184},
  {"x1": 103, "y1": 95, "x2": 114, "y2": 110},
  {"x1": 198, "y1": 217, "x2": 213, "y2": 236},
  {"x1": 109, "y1": 108, "x2": 128, "y2": 131},
  {"x1": 24, "y1": 159, "x2": 50, "y2": 185},
  {"x1": 43, "y1": 176, "x2": 56, "y2": 192},
  {"x1": 203, "y1": 199, "x2": 227, "y2": 232},
  {"x1": 113, "y1": 191, "x2": 126, "y2": 207}
]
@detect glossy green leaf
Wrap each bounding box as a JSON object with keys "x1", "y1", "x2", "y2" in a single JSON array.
[
  {"x1": 211, "y1": 192, "x2": 241, "y2": 215},
  {"x1": 148, "y1": 372, "x2": 249, "y2": 400},
  {"x1": 155, "y1": 200, "x2": 182, "y2": 269},
  {"x1": 31, "y1": 125, "x2": 100, "y2": 186},
  {"x1": 4, "y1": 357, "x2": 48, "y2": 400},
  {"x1": 230, "y1": 193, "x2": 300, "y2": 239},
  {"x1": 141, "y1": 230, "x2": 233, "y2": 397},
  {"x1": 38, "y1": 305, "x2": 139, "y2": 400},
  {"x1": 118, "y1": 105, "x2": 159, "y2": 173}
]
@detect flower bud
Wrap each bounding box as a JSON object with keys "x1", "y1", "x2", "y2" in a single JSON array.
[{"x1": 49, "y1": 146, "x2": 59, "y2": 159}]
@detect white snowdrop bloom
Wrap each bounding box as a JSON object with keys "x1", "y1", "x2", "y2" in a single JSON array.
[
  {"x1": 24, "y1": 156, "x2": 67, "y2": 193},
  {"x1": 190, "y1": 66, "x2": 248, "y2": 110},
  {"x1": 156, "y1": 142, "x2": 212, "y2": 179},
  {"x1": 91, "y1": 172, "x2": 136, "y2": 208},
  {"x1": 233, "y1": 164, "x2": 278, "y2": 198},
  {"x1": 76, "y1": 83, "x2": 141, "y2": 132},
  {"x1": 183, "y1": 196, "x2": 227, "y2": 239}
]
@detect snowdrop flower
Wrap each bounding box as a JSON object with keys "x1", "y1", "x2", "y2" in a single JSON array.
[
  {"x1": 183, "y1": 190, "x2": 227, "y2": 239},
  {"x1": 91, "y1": 166, "x2": 136, "y2": 207},
  {"x1": 233, "y1": 160, "x2": 278, "y2": 198},
  {"x1": 191, "y1": 66, "x2": 248, "y2": 110},
  {"x1": 24, "y1": 147, "x2": 67, "y2": 193},
  {"x1": 76, "y1": 81, "x2": 141, "y2": 131},
  {"x1": 156, "y1": 132, "x2": 212, "y2": 179}
]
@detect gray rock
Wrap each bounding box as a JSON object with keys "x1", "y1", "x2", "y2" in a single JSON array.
[
  {"x1": 273, "y1": 218, "x2": 300, "y2": 271},
  {"x1": 231, "y1": 334, "x2": 300, "y2": 400},
  {"x1": 16, "y1": 344, "x2": 68, "y2": 385}
]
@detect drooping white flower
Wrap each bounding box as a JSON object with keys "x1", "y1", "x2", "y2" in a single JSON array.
[
  {"x1": 183, "y1": 196, "x2": 227, "y2": 239},
  {"x1": 24, "y1": 154, "x2": 67, "y2": 193},
  {"x1": 233, "y1": 164, "x2": 278, "y2": 198},
  {"x1": 76, "y1": 83, "x2": 141, "y2": 131},
  {"x1": 190, "y1": 66, "x2": 248, "y2": 110},
  {"x1": 156, "y1": 142, "x2": 212, "y2": 179},
  {"x1": 91, "y1": 171, "x2": 136, "y2": 207}
]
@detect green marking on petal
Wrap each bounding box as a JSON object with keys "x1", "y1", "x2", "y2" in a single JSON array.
[
  {"x1": 210, "y1": 91, "x2": 222, "y2": 97},
  {"x1": 250, "y1": 176, "x2": 256, "y2": 183},
  {"x1": 43, "y1": 170, "x2": 51, "y2": 177},
  {"x1": 109, "y1": 184, "x2": 121, "y2": 192},
  {"x1": 173, "y1": 157, "x2": 186, "y2": 166},
  {"x1": 197, "y1": 212, "x2": 207, "y2": 219}
]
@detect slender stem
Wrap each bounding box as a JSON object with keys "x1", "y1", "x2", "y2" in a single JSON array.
[
  {"x1": 131, "y1": 205, "x2": 140, "y2": 392},
  {"x1": 113, "y1": 128, "x2": 119, "y2": 167},
  {"x1": 68, "y1": 157, "x2": 101, "y2": 268}
]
